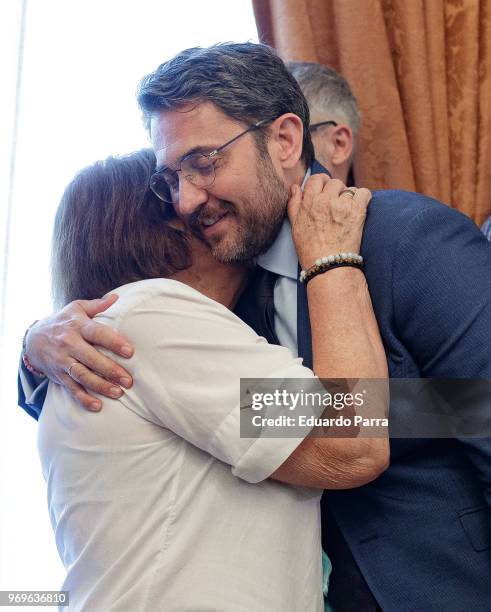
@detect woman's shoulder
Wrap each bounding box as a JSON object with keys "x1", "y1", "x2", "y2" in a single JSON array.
[
  {"x1": 99, "y1": 278, "x2": 237, "y2": 326},
  {"x1": 110, "y1": 277, "x2": 207, "y2": 300}
]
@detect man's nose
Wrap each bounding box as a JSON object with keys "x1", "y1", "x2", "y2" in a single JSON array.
[{"x1": 173, "y1": 176, "x2": 209, "y2": 218}]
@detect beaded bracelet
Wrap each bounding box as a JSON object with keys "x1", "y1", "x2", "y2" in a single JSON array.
[
  {"x1": 22, "y1": 320, "x2": 46, "y2": 378},
  {"x1": 299, "y1": 252, "x2": 364, "y2": 285}
]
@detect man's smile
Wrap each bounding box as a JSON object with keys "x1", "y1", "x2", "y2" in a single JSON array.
[
  {"x1": 189, "y1": 203, "x2": 236, "y2": 240},
  {"x1": 200, "y1": 211, "x2": 229, "y2": 228}
]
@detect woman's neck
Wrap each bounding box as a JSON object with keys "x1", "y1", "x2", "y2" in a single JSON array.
[{"x1": 173, "y1": 261, "x2": 249, "y2": 310}]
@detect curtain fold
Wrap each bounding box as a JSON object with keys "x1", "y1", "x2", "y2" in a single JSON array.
[{"x1": 253, "y1": 0, "x2": 491, "y2": 223}]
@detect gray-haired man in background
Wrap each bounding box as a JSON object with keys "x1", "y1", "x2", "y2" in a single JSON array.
[{"x1": 287, "y1": 61, "x2": 360, "y2": 185}]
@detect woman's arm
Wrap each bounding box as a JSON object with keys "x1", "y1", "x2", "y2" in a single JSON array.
[
  {"x1": 271, "y1": 176, "x2": 389, "y2": 488},
  {"x1": 105, "y1": 177, "x2": 388, "y2": 490},
  {"x1": 20, "y1": 295, "x2": 134, "y2": 412}
]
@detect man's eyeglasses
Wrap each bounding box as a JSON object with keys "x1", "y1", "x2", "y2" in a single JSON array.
[
  {"x1": 150, "y1": 118, "x2": 273, "y2": 205},
  {"x1": 309, "y1": 120, "x2": 338, "y2": 133}
]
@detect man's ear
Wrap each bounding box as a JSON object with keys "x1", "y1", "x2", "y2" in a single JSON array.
[
  {"x1": 268, "y1": 113, "x2": 304, "y2": 170},
  {"x1": 330, "y1": 125, "x2": 354, "y2": 167}
]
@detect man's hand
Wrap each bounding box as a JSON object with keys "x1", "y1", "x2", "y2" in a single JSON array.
[{"x1": 25, "y1": 294, "x2": 134, "y2": 411}]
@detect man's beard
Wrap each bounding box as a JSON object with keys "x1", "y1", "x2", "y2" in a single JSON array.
[{"x1": 205, "y1": 152, "x2": 290, "y2": 264}]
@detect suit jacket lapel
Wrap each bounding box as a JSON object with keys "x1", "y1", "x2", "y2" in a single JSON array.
[
  {"x1": 296, "y1": 160, "x2": 330, "y2": 369},
  {"x1": 296, "y1": 263, "x2": 313, "y2": 369}
]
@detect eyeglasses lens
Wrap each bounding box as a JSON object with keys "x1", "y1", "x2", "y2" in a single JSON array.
[{"x1": 151, "y1": 154, "x2": 217, "y2": 204}]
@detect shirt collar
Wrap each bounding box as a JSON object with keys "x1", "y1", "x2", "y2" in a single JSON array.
[{"x1": 256, "y1": 168, "x2": 311, "y2": 280}]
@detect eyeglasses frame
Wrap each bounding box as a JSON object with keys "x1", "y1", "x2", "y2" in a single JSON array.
[
  {"x1": 309, "y1": 120, "x2": 338, "y2": 133},
  {"x1": 150, "y1": 118, "x2": 273, "y2": 204}
]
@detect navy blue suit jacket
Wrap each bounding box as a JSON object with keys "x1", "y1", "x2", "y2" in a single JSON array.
[{"x1": 298, "y1": 161, "x2": 491, "y2": 611}]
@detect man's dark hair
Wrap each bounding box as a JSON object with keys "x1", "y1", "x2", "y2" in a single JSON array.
[
  {"x1": 51, "y1": 149, "x2": 190, "y2": 307},
  {"x1": 137, "y1": 42, "x2": 315, "y2": 168}
]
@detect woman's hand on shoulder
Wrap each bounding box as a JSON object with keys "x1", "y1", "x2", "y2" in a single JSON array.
[{"x1": 287, "y1": 175, "x2": 371, "y2": 269}]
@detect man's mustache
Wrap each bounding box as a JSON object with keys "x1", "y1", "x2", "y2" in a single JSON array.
[{"x1": 189, "y1": 201, "x2": 235, "y2": 233}]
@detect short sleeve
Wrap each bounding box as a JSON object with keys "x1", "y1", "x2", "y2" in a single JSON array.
[{"x1": 98, "y1": 281, "x2": 316, "y2": 483}]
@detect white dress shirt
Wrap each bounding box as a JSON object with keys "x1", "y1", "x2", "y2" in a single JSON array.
[
  {"x1": 38, "y1": 279, "x2": 323, "y2": 612},
  {"x1": 256, "y1": 169, "x2": 311, "y2": 355}
]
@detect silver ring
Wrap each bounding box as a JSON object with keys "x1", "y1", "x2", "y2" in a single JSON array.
[
  {"x1": 340, "y1": 188, "x2": 356, "y2": 199},
  {"x1": 66, "y1": 362, "x2": 78, "y2": 378}
]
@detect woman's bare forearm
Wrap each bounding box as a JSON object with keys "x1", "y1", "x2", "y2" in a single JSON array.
[
  {"x1": 308, "y1": 267, "x2": 388, "y2": 380},
  {"x1": 272, "y1": 178, "x2": 389, "y2": 489}
]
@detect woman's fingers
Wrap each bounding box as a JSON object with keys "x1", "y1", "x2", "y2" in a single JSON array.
[
  {"x1": 76, "y1": 294, "x2": 119, "y2": 318},
  {"x1": 286, "y1": 183, "x2": 303, "y2": 222},
  {"x1": 58, "y1": 372, "x2": 103, "y2": 412},
  {"x1": 63, "y1": 359, "x2": 125, "y2": 400},
  {"x1": 290, "y1": 175, "x2": 372, "y2": 268},
  {"x1": 353, "y1": 187, "x2": 372, "y2": 206}
]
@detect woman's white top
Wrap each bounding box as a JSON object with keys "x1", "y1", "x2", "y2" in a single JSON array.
[{"x1": 38, "y1": 279, "x2": 323, "y2": 611}]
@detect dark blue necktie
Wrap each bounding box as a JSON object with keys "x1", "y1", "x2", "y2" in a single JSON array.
[{"x1": 296, "y1": 263, "x2": 313, "y2": 369}]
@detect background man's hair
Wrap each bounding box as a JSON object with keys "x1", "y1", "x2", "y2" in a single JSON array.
[
  {"x1": 286, "y1": 61, "x2": 361, "y2": 142},
  {"x1": 137, "y1": 42, "x2": 315, "y2": 168},
  {"x1": 51, "y1": 149, "x2": 190, "y2": 307}
]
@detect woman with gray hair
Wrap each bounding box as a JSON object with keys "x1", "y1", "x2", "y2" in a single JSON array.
[{"x1": 38, "y1": 148, "x2": 388, "y2": 611}]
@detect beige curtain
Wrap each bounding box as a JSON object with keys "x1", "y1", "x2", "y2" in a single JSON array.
[{"x1": 253, "y1": 0, "x2": 491, "y2": 223}]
